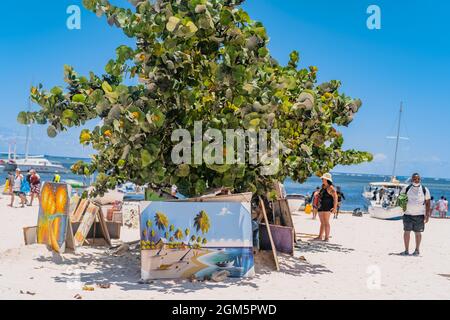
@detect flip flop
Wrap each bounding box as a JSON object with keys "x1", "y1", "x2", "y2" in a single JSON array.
[{"x1": 399, "y1": 251, "x2": 409, "y2": 256}]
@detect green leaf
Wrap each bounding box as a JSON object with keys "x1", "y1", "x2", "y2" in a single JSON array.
[
  {"x1": 176, "y1": 164, "x2": 190, "y2": 177},
  {"x1": 72, "y1": 94, "x2": 86, "y2": 103},
  {"x1": 185, "y1": 21, "x2": 198, "y2": 34},
  {"x1": 17, "y1": 112, "x2": 29, "y2": 125},
  {"x1": 50, "y1": 87, "x2": 63, "y2": 95},
  {"x1": 102, "y1": 81, "x2": 113, "y2": 93},
  {"x1": 141, "y1": 149, "x2": 155, "y2": 167},
  {"x1": 166, "y1": 16, "x2": 181, "y2": 32},
  {"x1": 47, "y1": 125, "x2": 57, "y2": 138}
]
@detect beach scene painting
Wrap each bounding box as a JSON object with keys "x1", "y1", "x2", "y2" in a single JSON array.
[
  {"x1": 140, "y1": 201, "x2": 255, "y2": 280},
  {"x1": 36, "y1": 183, "x2": 69, "y2": 253}
]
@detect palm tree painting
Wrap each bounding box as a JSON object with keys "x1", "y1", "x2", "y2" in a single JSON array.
[
  {"x1": 194, "y1": 210, "x2": 211, "y2": 235},
  {"x1": 154, "y1": 212, "x2": 169, "y2": 231},
  {"x1": 142, "y1": 229, "x2": 147, "y2": 241},
  {"x1": 174, "y1": 228, "x2": 183, "y2": 241},
  {"x1": 185, "y1": 228, "x2": 190, "y2": 237}
]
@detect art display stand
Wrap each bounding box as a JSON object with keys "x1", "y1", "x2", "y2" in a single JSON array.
[
  {"x1": 25, "y1": 183, "x2": 76, "y2": 254},
  {"x1": 23, "y1": 222, "x2": 76, "y2": 253},
  {"x1": 258, "y1": 197, "x2": 280, "y2": 271},
  {"x1": 72, "y1": 201, "x2": 111, "y2": 247}
]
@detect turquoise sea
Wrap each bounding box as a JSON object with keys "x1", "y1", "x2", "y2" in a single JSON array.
[
  {"x1": 3, "y1": 155, "x2": 450, "y2": 212},
  {"x1": 284, "y1": 173, "x2": 450, "y2": 211}
]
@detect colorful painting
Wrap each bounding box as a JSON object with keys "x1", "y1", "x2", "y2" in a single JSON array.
[
  {"x1": 37, "y1": 183, "x2": 69, "y2": 253},
  {"x1": 140, "y1": 201, "x2": 255, "y2": 280}
]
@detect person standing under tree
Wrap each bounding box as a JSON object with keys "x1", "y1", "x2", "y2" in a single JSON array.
[
  {"x1": 314, "y1": 173, "x2": 338, "y2": 242},
  {"x1": 334, "y1": 186, "x2": 345, "y2": 219},
  {"x1": 399, "y1": 173, "x2": 431, "y2": 256},
  {"x1": 311, "y1": 187, "x2": 320, "y2": 220}
]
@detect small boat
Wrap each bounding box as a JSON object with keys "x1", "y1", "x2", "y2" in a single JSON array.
[
  {"x1": 286, "y1": 194, "x2": 307, "y2": 212},
  {"x1": 362, "y1": 181, "x2": 407, "y2": 202},
  {"x1": 4, "y1": 157, "x2": 68, "y2": 174},
  {"x1": 365, "y1": 103, "x2": 408, "y2": 220},
  {"x1": 63, "y1": 179, "x2": 86, "y2": 189},
  {"x1": 369, "y1": 200, "x2": 404, "y2": 220},
  {"x1": 216, "y1": 260, "x2": 235, "y2": 268}
]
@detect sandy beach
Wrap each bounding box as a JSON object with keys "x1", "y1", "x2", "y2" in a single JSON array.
[{"x1": 0, "y1": 194, "x2": 449, "y2": 300}]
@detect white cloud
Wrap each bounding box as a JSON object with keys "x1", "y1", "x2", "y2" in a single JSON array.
[
  {"x1": 373, "y1": 153, "x2": 387, "y2": 162},
  {"x1": 217, "y1": 207, "x2": 233, "y2": 216}
]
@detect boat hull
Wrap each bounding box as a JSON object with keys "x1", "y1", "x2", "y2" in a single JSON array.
[
  {"x1": 4, "y1": 163, "x2": 67, "y2": 174},
  {"x1": 286, "y1": 197, "x2": 306, "y2": 212},
  {"x1": 369, "y1": 204, "x2": 404, "y2": 220}
]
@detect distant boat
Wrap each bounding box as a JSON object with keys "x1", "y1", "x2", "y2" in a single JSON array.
[
  {"x1": 286, "y1": 194, "x2": 307, "y2": 212},
  {"x1": 368, "y1": 200, "x2": 404, "y2": 220},
  {"x1": 365, "y1": 103, "x2": 407, "y2": 220},
  {"x1": 362, "y1": 181, "x2": 407, "y2": 201},
  {"x1": 4, "y1": 157, "x2": 68, "y2": 174},
  {"x1": 4, "y1": 96, "x2": 68, "y2": 174},
  {"x1": 63, "y1": 179, "x2": 86, "y2": 189}
]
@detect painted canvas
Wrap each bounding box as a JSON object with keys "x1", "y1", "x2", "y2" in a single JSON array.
[
  {"x1": 37, "y1": 183, "x2": 69, "y2": 253},
  {"x1": 140, "y1": 201, "x2": 255, "y2": 280}
]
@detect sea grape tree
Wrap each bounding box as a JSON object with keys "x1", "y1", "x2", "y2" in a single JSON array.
[{"x1": 18, "y1": 0, "x2": 372, "y2": 197}]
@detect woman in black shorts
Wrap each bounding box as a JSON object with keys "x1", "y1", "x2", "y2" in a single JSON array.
[{"x1": 314, "y1": 173, "x2": 338, "y2": 242}]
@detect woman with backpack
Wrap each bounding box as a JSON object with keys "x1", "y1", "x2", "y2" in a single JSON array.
[{"x1": 314, "y1": 173, "x2": 338, "y2": 242}]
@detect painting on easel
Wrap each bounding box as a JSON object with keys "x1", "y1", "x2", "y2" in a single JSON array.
[
  {"x1": 37, "y1": 183, "x2": 70, "y2": 253},
  {"x1": 140, "y1": 201, "x2": 255, "y2": 281}
]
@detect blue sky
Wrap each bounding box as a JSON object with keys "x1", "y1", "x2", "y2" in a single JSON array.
[{"x1": 0, "y1": 1, "x2": 449, "y2": 177}]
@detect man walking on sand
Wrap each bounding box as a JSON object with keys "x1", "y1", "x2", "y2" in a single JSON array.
[{"x1": 400, "y1": 173, "x2": 431, "y2": 256}]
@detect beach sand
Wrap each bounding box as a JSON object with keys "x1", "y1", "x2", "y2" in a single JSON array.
[{"x1": 0, "y1": 194, "x2": 449, "y2": 300}]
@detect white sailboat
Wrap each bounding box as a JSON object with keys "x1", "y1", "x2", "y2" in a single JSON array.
[
  {"x1": 366, "y1": 103, "x2": 407, "y2": 220},
  {"x1": 3, "y1": 98, "x2": 68, "y2": 174}
]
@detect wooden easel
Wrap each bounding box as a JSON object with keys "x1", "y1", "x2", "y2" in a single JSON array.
[
  {"x1": 272, "y1": 182, "x2": 297, "y2": 243},
  {"x1": 73, "y1": 202, "x2": 111, "y2": 247},
  {"x1": 259, "y1": 196, "x2": 280, "y2": 271},
  {"x1": 71, "y1": 199, "x2": 89, "y2": 223}
]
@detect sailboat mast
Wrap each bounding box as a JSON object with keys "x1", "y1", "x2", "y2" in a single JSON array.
[
  {"x1": 24, "y1": 95, "x2": 31, "y2": 161},
  {"x1": 392, "y1": 102, "x2": 403, "y2": 179}
]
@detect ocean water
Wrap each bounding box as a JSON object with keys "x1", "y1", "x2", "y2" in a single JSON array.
[
  {"x1": 0, "y1": 155, "x2": 90, "y2": 186},
  {"x1": 3, "y1": 155, "x2": 450, "y2": 212},
  {"x1": 284, "y1": 173, "x2": 450, "y2": 211}
]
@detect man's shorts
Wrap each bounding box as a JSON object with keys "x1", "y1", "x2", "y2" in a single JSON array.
[{"x1": 403, "y1": 214, "x2": 425, "y2": 232}]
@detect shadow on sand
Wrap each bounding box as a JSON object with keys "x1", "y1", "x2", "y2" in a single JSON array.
[
  {"x1": 295, "y1": 240, "x2": 355, "y2": 254},
  {"x1": 34, "y1": 245, "x2": 332, "y2": 293}
]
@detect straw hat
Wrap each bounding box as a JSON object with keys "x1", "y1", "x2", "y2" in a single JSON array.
[{"x1": 320, "y1": 172, "x2": 333, "y2": 182}]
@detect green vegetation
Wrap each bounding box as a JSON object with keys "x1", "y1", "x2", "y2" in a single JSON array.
[{"x1": 19, "y1": 0, "x2": 372, "y2": 198}]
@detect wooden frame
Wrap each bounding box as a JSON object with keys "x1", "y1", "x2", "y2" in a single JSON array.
[
  {"x1": 71, "y1": 199, "x2": 89, "y2": 223},
  {"x1": 73, "y1": 202, "x2": 111, "y2": 247},
  {"x1": 259, "y1": 196, "x2": 280, "y2": 271}
]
